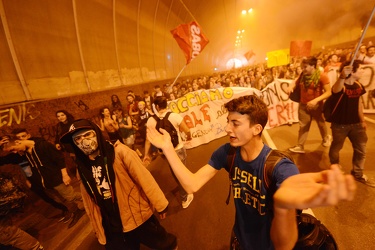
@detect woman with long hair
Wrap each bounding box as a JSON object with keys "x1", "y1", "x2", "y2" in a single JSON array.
[
  {"x1": 55, "y1": 110, "x2": 75, "y2": 151},
  {"x1": 111, "y1": 94, "x2": 122, "y2": 109}
]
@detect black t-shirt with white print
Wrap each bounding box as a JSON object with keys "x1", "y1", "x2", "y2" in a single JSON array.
[{"x1": 88, "y1": 155, "x2": 123, "y2": 236}]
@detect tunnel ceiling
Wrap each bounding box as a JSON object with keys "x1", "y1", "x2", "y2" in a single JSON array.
[{"x1": 1, "y1": 0, "x2": 374, "y2": 105}]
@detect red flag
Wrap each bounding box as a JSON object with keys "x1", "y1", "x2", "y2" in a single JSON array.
[
  {"x1": 290, "y1": 40, "x2": 312, "y2": 57},
  {"x1": 171, "y1": 21, "x2": 209, "y2": 64},
  {"x1": 244, "y1": 50, "x2": 255, "y2": 61}
]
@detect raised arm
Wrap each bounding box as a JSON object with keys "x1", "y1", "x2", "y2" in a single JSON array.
[
  {"x1": 270, "y1": 164, "x2": 356, "y2": 249},
  {"x1": 147, "y1": 126, "x2": 218, "y2": 193},
  {"x1": 332, "y1": 65, "x2": 351, "y2": 93},
  {"x1": 273, "y1": 164, "x2": 356, "y2": 210}
]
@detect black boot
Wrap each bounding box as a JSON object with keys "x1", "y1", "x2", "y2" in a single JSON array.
[{"x1": 68, "y1": 209, "x2": 85, "y2": 228}]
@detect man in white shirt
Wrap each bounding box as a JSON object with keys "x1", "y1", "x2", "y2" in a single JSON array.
[
  {"x1": 363, "y1": 46, "x2": 375, "y2": 64},
  {"x1": 143, "y1": 96, "x2": 193, "y2": 208}
]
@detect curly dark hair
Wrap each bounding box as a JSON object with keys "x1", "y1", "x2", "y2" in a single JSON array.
[
  {"x1": 224, "y1": 95, "x2": 268, "y2": 134},
  {"x1": 302, "y1": 56, "x2": 317, "y2": 68},
  {"x1": 339, "y1": 60, "x2": 362, "y2": 73}
]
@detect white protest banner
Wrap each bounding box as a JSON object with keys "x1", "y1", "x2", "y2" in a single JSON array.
[
  {"x1": 167, "y1": 81, "x2": 298, "y2": 149},
  {"x1": 359, "y1": 64, "x2": 375, "y2": 113},
  {"x1": 167, "y1": 66, "x2": 375, "y2": 149},
  {"x1": 259, "y1": 79, "x2": 299, "y2": 128}
]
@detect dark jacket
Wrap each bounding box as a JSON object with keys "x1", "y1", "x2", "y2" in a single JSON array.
[{"x1": 25, "y1": 137, "x2": 66, "y2": 188}]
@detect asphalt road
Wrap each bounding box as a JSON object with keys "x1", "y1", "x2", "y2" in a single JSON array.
[{"x1": 8, "y1": 116, "x2": 375, "y2": 250}]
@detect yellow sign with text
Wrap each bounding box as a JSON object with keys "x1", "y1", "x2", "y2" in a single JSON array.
[{"x1": 266, "y1": 49, "x2": 290, "y2": 67}]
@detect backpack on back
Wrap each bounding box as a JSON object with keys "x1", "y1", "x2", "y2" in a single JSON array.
[
  {"x1": 225, "y1": 147, "x2": 338, "y2": 250},
  {"x1": 154, "y1": 112, "x2": 179, "y2": 148}
]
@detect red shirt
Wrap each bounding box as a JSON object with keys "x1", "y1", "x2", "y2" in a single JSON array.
[{"x1": 299, "y1": 73, "x2": 330, "y2": 104}]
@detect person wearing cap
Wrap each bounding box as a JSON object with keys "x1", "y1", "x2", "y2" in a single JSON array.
[{"x1": 60, "y1": 119, "x2": 177, "y2": 250}]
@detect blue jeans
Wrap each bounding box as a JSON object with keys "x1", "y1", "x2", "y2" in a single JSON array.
[
  {"x1": 297, "y1": 103, "x2": 328, "y2": 146},
  {"x1": 329, "y1": 123, "x2": 367, "y2": 177}
]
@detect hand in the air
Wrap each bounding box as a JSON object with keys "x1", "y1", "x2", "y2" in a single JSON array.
[
  {"x1": 273, "y1": 164, "x2": 356, "y2": 210},
  {"x1": 147, "y1": 127, "x2": 173, "y2": 151}
]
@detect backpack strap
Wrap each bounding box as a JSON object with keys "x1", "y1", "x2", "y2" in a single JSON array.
[
  {"x1": 330, "y1": 86, "x2": 346, "y2": 117},
  {"x1": 225, "y1": 146, "x2": 237, "y2": 205},
  {"x1": 263, "y1": 150, "x2": 301, "y2": 216},
  {"x1": 162, "y1": 112, "x2": 170, "y2": 129},
  {"x1": 263, "y1": 150, "x2": 294, "y2": 196},
  {"x1": 164, "y1": 112, "x2": 171, "y2": 119},
  {"x1": 225, "y1": 147, "x2": 295, "y2": 205}
]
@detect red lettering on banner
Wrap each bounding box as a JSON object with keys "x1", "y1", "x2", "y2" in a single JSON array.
[
  {"x1": 184, "y1": 115, "x2": 194, "y2": 129},
  {"x1": 267, "y1": 103, "x2": 297, "y2": 128},
  {"x1": 183, "y1": 106, "x2": 212, "y2": 128},
  {"x1": 267, "y1": 107, "x2": 277, "y2": 128},
  {"x1": 286, "y1": 102, "x2": 296, "y2": 121},
  {"x1": 275, "y1": 104, "x2": 288, "y2": 124},
  {"x1": 191, "y1": 111, "x2": 203, "y2": 126},
  {"x1": 200, "y1": 104, "x2": 211, "y2": 122}
]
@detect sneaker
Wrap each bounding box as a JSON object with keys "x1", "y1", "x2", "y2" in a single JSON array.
[
  {"x1": 289, "y1": 145, "x2": 305, "y2": 154},
  {"x1": 322, "y1": 135, "x2": 332, "y2": 147},
  {"x1": 58, "y1": 210, "x2": 72, "y2": 223},
  {"x1": 182, "y1": 194, "x2": 194, "y2": 209},
  {"x1": 353, "y1": 174, "x2": 375, "y2": 188},
  {"x1": 68, "y1": 209, "x2": 85, "y2": 228}
]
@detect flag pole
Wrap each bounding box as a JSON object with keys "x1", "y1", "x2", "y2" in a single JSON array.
[
  {"x1": 168, "y1": 64, "x2": 187, "y2": 92},
  {"x1": 350, "y1": 4, "x2": 375, "y2": 66}
]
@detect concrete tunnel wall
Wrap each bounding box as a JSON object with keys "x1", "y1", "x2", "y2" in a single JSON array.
[
  {"x1": 0, "y1": 0, "x2": 212, "y2": 106},
  {"x1": 2, "y1": 0, "x2": 375, "y2": 141}
]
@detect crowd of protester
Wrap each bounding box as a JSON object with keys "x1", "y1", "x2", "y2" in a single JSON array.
[
  {"x1": 0, "y1": 40, "x2": 373, "y2": 249},
  {"x1": 153, "y1": 42, "x2": 374, "y2": 99}
]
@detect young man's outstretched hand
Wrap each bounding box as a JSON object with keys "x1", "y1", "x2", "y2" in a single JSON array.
[
  {"x1": 147, "y1": 127, "x2": 357, "y2": 209},
  {"x1": 147, "y1": 127, "x2": 175, "y2": 151},
  {"x1": 273, "y1": 164, "x2": 356, "y2": 209}
]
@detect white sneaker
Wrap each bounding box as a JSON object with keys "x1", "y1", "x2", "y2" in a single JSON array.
[
  {"x1": 182, "y1": 194, "x2": 194, "y2": 208},
  {"x1": 353, "y1": 174, "x2": 375, "y2": 188},
  {"x1": 322, "y1": 135, "x2": 332, "y2": 147},
  {"x1": 289, "y1": 145, "x2": 305, "y2": 154}
]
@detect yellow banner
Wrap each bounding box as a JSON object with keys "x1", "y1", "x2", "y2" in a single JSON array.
[{"x1": 266, "y1": 49, "x2": 290, "y2": 67}]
